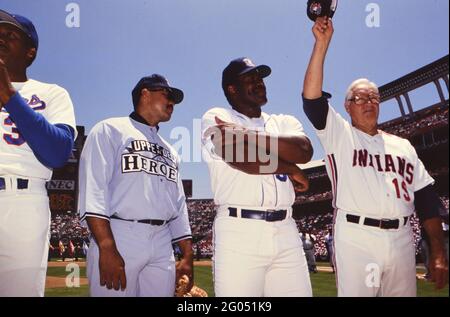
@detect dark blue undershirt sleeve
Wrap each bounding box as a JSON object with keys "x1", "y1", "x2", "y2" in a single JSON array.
[
  {"x1": 414, "y1": 184, "x2": 444, "y2": 223},
  {"x1": 302, "y1": 92, "x2": 332, "y2": 130},
  {"x1": 4, "y1": 92, "x2": 75, "y2": 169}
]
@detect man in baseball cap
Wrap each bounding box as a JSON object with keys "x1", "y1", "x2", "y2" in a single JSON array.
[
  {"x1": 79, "y1": 73, "x2": 193, "y2": 297},
  {"x1": 0, "y1": 10, "x2": 77, "y2": 297},
  {"x1": 132, "y1": 74, "x2": 184, "y2": 108},
  {"x1": 222, "y1": 57, "x2": 271, "y2": 92},
  {"x1": 0, "y1": 9, "x2": 39, "y2": 66},
  {"x1": 201, "y1": 57, "x2": 314, "y2": 296}
]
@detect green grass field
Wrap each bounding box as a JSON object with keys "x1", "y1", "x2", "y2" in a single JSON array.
[
  {"x1": 45, "y1": 263, "x2": 449, "y2": 297},
  {"x1": 47, "y1": 266, "x2": 87, "y2": 278}
]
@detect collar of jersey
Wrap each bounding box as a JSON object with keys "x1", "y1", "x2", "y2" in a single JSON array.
[
  {"x1": 230, "y1": 108, "x2": 268, "y2": 124},
  {"x1": 129, "y1": 111, "x2": 159, "y2": 131},
  {"x1": 355, "y1": 127, "x2": 382, "y2": 140},
  {"x1": 12, "y1": 79, "x2": 34, "y2": 90}
]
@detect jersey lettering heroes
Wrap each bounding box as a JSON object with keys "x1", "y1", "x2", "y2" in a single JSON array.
[{"x1": 122, "y1": 151, "x2": 178, "y2": 183}]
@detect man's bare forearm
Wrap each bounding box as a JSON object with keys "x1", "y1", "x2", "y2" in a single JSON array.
[
  {"x1": 235, "y1": 130, "x2": 313, "y2": 164},
  {"x1": 177, "y1": 238, "x2": 194, "y2": 260},
  {"x1": 423, "y1": 217, "x2": 447, "y2": 256},
  {"x1": 214, "y1": 133, "x2": 312, "y2": 168},
  {"x1": 86, "y1": 217, "x2": 117, "y2": 251},
  {"x1": 262, "y1": 134, "x2": 313, "y2": 164},
  {"x1": 303, "y1": 41, "x2": 329, "y2": 99}
]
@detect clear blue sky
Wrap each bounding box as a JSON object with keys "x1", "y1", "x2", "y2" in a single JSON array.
[{"x1": 2, "y1": 0, "x2": 449, "y2": 198}]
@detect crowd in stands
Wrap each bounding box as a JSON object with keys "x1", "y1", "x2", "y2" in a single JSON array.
[
  {"x1": 295, "y1": 213, "x2": 333, "y2": 260},
  {"x1": 441, "y1": 195, "x2": 449, "y2": 211},
  {"x1": 295, "y1": 191, "x2": 332, "y2": 204},
  {"x1": 187, "y1": 200, "x2": 215, "y2": 258},
  {"x1": 49, "y1": 213, "x2": 89, "y2": 260},
  {"x1": 48, "y1": 194, "x2": 448, "y2": 261},
  {"x1": 50, "y1": 213, "x2": 89, "y2": 241},
  {"x1": 380, "y1": 106, "x2": 448, "y2": 138}
]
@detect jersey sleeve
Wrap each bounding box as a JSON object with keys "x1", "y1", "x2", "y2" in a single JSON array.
[
  {"x1": 168, "y1": 163, "x2": 192, "y2": 243},
  {"x1": 279, "y1": 115, "x2": 308, "y2": 138},
  {"x1": 44, "y1": 85, "x2": 78, "y2": 140},
  {"x1": 315, "y1": 104, "x2": 349, "y2": 153},
  {"x1": 78, "y1": 122, "x2": 116, "y2": 225},
  {"x1": 201, "y1": 107, "x2": 233, "y2": 161}
]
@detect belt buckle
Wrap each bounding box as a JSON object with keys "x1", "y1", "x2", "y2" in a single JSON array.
[
  {"x1": 403, "y1": 216, "x2": 409, "y2": 226},
  {"x1": 266, "y1": 210, "x2": 276, "y2": 222},
  {"x1": 379, "y1": 219, "x2": 390, "y2": 229}
]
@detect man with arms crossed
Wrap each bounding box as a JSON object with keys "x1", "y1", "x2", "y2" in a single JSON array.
[{"x1": 202, "y1": 57, "x2": 313, "y2": 297}]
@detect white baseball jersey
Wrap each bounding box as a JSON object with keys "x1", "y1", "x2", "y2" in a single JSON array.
[
  {"x1": 317, "y1": 105, "x2": 434, "y2": 219},
  {"x1": 0, "y1": 79, "x2": 77, "y2": 180},
  {"x1": 201, "y1": 107, "x2": 308, "y2": 209},
  {"x1": 78, "y1": 116, "x2": 191, "y2": 243}
]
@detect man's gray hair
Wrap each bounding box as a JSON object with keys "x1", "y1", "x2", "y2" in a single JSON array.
[{"x1": 345, "y1": 78, "x2": 379, "y2": 101}]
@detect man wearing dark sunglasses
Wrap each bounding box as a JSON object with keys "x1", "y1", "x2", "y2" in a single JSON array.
[
  {"x1": 302, "y1": 17, "x2": 448, "y2": 296},
  {"x1": 78, "y1": 74, "x2": 193, "y2": 297}
]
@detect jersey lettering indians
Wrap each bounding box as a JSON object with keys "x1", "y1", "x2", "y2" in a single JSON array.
[
  {"x1": 352, "y1": 149, "x2": 415, "y2": 201},
  {"x1": 317, "y1": 106, "x2": 434, "y2": 219}
]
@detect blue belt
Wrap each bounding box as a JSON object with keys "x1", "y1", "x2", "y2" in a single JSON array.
[
  {"x1": 0, "y1": 177, "x2": 29, "y2": 190},
  {"x1": 228, "y1": 207, "x2": 287, "y2": 222}
]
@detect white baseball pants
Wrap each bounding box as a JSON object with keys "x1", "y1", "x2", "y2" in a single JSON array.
[
  {"x1": 0, "y1": 177, "x2": 50, "y2": 297},
  {"x1": 334, "y1": 209, "x2": 416, "y2": 297},
  {"x1": 213, "y1": 208, "x2": 312, "y2": 297}
]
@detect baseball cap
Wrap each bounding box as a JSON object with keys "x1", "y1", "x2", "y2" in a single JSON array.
[
  {"x1": 222, "y1": 57, "x2": 271, "y2": 91},
  {"x1": 0, "y1": 10, "x2": 39, "y2": 49},
  {"x1": 307, "y1": 0, "x2": 338, "y2": 22},
  {"x1": 132, "y1": 74, "x2": 184, "y2": 106}
]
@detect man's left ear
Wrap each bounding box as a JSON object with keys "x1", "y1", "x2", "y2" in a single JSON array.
[{"x1": 26, "y1": 47, "x2": 37, "y2": 63}]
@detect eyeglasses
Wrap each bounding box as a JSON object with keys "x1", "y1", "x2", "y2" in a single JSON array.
[
  {"x1": 347, "y1": 94, "x2": 380, "y2": 105},
  {"x1": 146, "y1": 87, "x2": 177, "y2": 102}
]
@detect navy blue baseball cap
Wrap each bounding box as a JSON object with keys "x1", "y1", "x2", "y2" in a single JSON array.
[
  {"x1": 307, "y1": 0, "x2": 338, "y2": 22},
  {"x1": 0, "y1": 10, "x2": 39, "y2": 50},
  {"x1": 222, "y1": 57, "x2": 271, "y2": 91},
  {"x1": 132, "y1": 74, "x2": 184, "y2": 107}
]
